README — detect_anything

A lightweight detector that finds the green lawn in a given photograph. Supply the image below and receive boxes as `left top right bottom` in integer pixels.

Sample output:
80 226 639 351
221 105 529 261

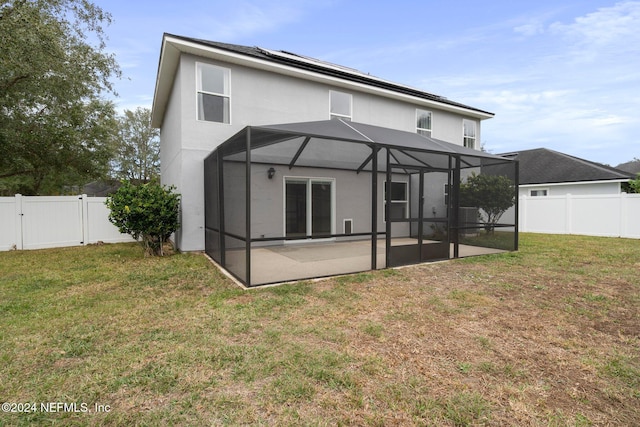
0 234 638 426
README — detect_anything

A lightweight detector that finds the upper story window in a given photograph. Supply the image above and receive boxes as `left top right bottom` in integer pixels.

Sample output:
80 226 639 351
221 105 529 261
197 63 230 124
330 90 352 120
416 109 432 137
463 119 476 149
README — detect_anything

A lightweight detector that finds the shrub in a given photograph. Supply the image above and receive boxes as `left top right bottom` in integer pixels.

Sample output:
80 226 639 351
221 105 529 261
106 181 180 256
627 173 640 193
459 173 515 233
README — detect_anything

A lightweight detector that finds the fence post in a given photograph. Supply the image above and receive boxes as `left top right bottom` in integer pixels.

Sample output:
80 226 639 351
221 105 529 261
81 194 89 245
14 194 23 250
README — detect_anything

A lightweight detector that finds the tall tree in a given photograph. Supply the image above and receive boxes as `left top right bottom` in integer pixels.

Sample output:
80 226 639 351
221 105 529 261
111 108 160 184
0 0 120 195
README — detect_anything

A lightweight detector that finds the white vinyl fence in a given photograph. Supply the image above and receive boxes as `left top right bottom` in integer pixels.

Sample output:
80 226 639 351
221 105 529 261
519 193 640 239
0 194 134 251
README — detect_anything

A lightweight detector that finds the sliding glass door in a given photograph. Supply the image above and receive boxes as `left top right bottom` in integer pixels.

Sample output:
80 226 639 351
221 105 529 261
285 181 307 238
285 178 334 239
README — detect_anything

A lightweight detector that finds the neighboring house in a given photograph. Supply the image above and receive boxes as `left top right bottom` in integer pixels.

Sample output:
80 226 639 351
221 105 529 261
616 159 640 176
502 148 634 197
151 33 518 286
500 148 638 239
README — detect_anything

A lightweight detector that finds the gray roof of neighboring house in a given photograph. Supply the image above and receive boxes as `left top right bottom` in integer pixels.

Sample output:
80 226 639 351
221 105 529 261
161 33 494 117
615 159 640 175
80 180 121 197
501 148 634 185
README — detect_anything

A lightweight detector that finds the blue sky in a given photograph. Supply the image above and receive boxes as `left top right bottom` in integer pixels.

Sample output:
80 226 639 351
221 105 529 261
94 0 640 167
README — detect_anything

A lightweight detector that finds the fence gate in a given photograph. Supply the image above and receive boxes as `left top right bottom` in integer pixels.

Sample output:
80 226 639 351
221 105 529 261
20 196 85 250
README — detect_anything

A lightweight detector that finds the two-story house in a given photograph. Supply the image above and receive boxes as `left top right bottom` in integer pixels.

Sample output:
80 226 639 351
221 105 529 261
151 33 518 287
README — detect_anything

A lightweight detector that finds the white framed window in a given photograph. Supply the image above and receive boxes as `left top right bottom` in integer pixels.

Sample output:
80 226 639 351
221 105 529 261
384 181 408 220
530 189 548 197
330 90 352 120
463 119 476 149
196 63 230 123
416 109 432 136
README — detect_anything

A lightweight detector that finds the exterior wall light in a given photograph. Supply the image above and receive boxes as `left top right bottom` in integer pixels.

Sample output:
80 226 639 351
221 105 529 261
268 167 276 179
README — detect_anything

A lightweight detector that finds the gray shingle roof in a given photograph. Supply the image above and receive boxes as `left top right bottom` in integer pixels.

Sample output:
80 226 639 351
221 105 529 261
501 148 634 185
164 33 494 117
615 159 640 175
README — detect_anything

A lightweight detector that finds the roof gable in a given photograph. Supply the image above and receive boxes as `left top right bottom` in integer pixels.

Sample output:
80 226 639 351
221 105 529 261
503 148 634 185
151 33 494 127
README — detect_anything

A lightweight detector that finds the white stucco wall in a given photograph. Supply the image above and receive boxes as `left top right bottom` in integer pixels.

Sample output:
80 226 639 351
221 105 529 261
219 162 411 242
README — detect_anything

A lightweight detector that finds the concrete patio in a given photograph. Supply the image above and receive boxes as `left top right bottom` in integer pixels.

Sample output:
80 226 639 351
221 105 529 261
222 238 506 286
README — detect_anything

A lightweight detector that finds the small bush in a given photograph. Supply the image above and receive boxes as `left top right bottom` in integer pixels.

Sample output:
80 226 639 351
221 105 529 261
625 173 640 193
106 181 180 256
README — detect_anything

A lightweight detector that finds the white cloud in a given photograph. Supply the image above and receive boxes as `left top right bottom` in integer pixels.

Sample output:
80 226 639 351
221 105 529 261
550 1 640 43
188 0 331 41
480 89 573 113
549 1 640 61
481 94 636 163
513 22 544 37
205 4 299 39
592 115 627 126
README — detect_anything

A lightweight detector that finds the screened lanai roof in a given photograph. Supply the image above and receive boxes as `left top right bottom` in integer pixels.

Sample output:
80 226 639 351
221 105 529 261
218 119 513 171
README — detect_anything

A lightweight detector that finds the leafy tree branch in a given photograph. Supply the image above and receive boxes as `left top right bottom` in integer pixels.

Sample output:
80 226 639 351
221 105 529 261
0 0 120 195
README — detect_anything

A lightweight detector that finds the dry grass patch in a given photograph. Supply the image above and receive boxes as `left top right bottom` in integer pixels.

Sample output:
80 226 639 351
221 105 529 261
0 233 638 425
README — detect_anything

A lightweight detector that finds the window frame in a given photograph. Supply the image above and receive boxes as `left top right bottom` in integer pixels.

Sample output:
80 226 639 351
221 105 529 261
329 90 352 121
196 62 231 124
384 181 409 220
416 109 432 137
463 119 476 149
529 189 549 197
